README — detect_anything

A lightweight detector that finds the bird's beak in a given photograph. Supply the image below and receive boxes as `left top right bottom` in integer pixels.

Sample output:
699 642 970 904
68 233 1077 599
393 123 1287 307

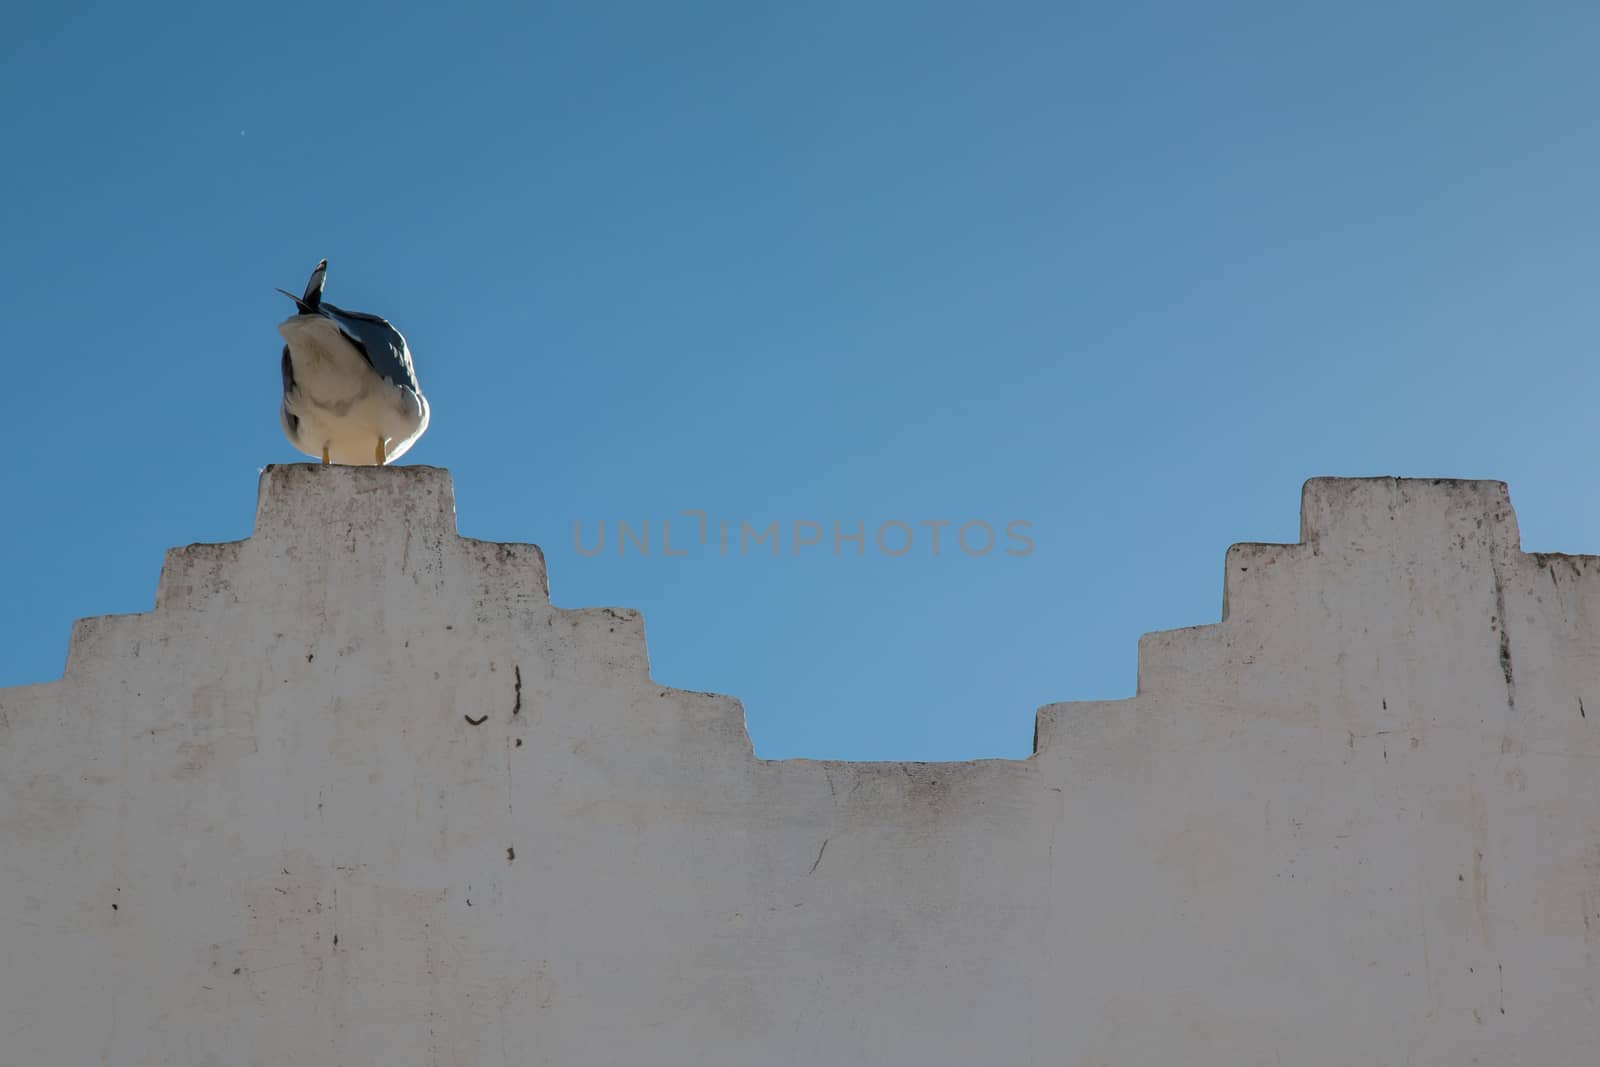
276 287 316 315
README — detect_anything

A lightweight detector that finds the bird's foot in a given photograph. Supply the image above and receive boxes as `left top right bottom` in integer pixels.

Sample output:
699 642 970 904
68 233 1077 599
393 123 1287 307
374 439 386 466
321 445 330 466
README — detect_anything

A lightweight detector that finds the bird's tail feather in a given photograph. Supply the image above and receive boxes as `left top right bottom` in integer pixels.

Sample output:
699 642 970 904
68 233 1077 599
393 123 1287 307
276 258 328 315
275 288 315 314
301 259 327 310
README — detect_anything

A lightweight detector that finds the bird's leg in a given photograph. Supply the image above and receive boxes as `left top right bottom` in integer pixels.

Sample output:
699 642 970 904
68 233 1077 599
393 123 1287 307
321 445 330 466
374 439 386 466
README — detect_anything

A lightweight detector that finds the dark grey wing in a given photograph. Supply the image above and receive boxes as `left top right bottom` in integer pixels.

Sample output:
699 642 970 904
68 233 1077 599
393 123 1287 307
319 301 421 393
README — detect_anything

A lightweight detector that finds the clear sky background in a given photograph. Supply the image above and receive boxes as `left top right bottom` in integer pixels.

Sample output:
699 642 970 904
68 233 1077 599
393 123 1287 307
3 1 1598 760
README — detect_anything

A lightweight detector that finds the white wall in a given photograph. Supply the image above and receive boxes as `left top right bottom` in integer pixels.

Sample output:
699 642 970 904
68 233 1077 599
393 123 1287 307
2 467 1597 1065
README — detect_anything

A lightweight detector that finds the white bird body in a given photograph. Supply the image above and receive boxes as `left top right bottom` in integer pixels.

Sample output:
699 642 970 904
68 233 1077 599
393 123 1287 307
275 260 430 466
279 315 429 465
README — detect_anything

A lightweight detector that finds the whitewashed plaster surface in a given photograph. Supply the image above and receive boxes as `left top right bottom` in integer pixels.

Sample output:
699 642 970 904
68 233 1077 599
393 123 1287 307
2 466 1598 1065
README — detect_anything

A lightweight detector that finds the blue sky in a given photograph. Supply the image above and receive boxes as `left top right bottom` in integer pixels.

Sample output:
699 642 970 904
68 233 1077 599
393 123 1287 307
3 1 1598 760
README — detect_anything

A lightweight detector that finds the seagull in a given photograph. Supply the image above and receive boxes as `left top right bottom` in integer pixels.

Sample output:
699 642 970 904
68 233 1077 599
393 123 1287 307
277 259 429 466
